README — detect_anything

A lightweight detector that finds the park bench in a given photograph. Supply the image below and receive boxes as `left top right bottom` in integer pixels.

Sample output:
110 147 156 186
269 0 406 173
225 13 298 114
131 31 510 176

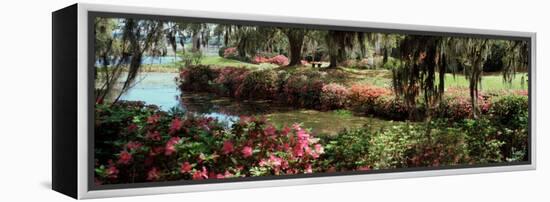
311 61 322 68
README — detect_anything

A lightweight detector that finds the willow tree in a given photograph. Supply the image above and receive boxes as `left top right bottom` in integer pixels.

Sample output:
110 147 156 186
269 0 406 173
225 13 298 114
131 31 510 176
110 19 165 104
392 35 447 120
367 33 401 65
393 35 528 120
325 30 366 68
447 38 490 118
231 26 260 58
95 18 123 103
452 38 528 118
502 40 529 83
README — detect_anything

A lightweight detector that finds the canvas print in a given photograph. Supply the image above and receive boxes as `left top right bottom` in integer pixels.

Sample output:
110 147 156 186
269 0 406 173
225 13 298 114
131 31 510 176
93 16 530 186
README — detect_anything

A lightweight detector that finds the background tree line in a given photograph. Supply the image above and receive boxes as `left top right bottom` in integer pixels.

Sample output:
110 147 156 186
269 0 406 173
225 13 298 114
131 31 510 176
94 17 529 120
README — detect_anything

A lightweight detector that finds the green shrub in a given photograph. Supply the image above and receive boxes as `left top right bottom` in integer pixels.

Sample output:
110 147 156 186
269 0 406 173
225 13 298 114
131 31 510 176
372 96 409 121
320 127 371 171
490 95 528 128
489 95 529 161
368 124 417 169
180 51 203 67
218 47 228 57
368 122 470 169
177 65 218 92
460 119 505 163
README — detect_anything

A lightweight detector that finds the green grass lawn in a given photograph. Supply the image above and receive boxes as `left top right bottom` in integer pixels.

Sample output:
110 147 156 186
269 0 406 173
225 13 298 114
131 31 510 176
199 56 278 69
326 67 527 91
443 73 528 90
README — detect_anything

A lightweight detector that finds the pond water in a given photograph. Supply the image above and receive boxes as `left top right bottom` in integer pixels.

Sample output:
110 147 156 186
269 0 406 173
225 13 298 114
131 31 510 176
96 56 181 66
118 72 399 135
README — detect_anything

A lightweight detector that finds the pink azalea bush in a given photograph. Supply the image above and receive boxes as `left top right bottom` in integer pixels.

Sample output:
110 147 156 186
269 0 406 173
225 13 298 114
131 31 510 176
320 83 349 110
177 66 526 122
212 67 250 97
268 55 289 66
435 88 492 120
348 83 392 114
252 56 270 64
223 47 238 59
237 70 279 99
282 73 325 108
250 54 290 66
94 102 325 185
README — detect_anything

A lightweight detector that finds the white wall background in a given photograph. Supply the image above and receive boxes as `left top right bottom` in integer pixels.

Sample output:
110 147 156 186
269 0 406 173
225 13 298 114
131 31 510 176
0 0 547 201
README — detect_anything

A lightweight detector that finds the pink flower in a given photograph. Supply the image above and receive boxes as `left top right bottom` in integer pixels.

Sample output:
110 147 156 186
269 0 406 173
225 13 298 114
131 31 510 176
281 126 291 136
165 137 181 156
117 151 132 165
241 146 253 158
170 118 182 133
305 164 313 173
293 144 304 157
180 162 193 173
147 167 160 181
149 146 164 156
106 165 119 179
223 170 233 178
146 131 161 141
126 141 142 150
223 141 234 154
147 114 160 124
264 125 276 136
192 167 208 180
269 155 282 167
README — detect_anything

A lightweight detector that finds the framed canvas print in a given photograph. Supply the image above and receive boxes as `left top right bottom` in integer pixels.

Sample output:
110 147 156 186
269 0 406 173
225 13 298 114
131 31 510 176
52 3 536 199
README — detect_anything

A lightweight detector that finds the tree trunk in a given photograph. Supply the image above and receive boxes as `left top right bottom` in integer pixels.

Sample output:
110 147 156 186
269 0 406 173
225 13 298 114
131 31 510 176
192 31 200 51
328 53 338 68
285 29 306 66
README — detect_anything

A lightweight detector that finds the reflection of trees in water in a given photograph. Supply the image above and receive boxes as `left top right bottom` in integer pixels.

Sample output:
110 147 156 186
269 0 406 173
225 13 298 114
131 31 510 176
178 92 300 117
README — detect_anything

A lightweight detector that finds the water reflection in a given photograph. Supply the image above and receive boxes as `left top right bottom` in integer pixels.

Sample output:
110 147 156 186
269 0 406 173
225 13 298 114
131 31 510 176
117 72 397 135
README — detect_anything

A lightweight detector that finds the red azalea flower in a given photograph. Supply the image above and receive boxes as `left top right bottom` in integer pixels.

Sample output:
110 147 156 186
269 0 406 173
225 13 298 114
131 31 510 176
170 118 182 133
241 146 253 158
180 162 193 173
146 131 161 141
106 165 119 179
127 123 138 133
281 126 291 136
222 141 234 154
117 151 132 165
264 125 276 136
192 167 208 180
292 144 304 157
165 137 181 156
149 146 164 156
147 114 160 124
126 141 142 150
147 167 160 181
